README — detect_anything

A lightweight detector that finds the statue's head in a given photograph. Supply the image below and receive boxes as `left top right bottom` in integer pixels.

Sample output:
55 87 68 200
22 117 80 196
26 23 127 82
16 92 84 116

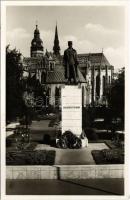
68 41 73 48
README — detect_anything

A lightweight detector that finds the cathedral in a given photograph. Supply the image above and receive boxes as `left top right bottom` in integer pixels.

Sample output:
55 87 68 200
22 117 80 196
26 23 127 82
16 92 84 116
22 24 114 107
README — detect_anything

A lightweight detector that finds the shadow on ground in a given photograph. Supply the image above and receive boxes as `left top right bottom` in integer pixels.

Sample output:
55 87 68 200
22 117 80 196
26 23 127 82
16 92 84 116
6 178 124 195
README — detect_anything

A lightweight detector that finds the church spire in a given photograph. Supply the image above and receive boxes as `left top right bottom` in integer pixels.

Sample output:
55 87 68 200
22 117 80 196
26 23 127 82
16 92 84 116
53 23 60 56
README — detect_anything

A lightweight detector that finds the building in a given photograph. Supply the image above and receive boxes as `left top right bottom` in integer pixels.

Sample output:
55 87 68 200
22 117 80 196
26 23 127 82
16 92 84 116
22 24 114 108
78 53 114 105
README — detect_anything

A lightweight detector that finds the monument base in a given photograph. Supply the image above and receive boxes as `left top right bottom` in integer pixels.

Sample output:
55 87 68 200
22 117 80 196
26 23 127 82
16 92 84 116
61 85 82 136
55 85 88 149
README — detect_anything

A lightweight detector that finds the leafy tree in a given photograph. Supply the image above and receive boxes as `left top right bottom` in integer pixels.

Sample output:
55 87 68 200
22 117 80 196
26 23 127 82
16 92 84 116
6 45 24 121
107 67 125 122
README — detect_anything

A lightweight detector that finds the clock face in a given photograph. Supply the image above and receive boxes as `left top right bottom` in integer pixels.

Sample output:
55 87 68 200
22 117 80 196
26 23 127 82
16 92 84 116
33 42 36 45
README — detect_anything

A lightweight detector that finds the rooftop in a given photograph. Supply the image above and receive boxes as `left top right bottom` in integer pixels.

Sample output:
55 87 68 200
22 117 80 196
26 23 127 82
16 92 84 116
78 53 111 66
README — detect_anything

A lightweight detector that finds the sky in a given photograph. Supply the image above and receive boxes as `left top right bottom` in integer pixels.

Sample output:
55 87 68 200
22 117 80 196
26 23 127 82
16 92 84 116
6 6 126 70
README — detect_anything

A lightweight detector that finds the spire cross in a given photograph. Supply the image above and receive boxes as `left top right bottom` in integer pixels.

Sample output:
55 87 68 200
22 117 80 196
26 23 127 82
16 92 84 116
36 20 38 28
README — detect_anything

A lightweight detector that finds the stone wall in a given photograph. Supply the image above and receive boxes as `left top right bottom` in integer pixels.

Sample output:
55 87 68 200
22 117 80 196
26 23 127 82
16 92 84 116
6 164 124 179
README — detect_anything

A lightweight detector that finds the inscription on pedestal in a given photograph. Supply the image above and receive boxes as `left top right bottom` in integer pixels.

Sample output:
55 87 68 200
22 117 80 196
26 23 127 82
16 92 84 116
61 86 82 136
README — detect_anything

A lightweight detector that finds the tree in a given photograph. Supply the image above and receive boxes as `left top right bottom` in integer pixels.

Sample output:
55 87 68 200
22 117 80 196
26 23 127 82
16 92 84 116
107 67 125 122
6 46 24 121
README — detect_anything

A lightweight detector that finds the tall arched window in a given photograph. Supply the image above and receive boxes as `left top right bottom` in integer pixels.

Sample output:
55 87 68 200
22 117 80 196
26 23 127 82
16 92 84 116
46 87 50 106
103 76 106 95
41 71 46 83
82 86 84 106
109 75 111 84
55 87 60 107
96 74 100 97
49 62 54 71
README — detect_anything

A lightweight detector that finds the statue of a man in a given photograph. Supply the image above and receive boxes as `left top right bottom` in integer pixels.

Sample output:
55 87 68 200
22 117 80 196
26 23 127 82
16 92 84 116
63 41 79 84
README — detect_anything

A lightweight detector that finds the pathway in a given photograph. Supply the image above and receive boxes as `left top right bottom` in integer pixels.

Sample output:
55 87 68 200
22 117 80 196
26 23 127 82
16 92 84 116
35 143 109 165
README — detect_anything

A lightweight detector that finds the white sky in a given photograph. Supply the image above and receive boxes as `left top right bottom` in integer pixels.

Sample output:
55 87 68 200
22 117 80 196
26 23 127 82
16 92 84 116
6 6 125 69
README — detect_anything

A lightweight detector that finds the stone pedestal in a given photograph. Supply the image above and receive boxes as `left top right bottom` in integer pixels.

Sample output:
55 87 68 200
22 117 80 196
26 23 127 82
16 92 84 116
61 85 82 136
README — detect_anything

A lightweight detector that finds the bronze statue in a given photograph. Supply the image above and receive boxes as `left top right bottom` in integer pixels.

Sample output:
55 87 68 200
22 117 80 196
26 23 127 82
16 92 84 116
63 41 79 84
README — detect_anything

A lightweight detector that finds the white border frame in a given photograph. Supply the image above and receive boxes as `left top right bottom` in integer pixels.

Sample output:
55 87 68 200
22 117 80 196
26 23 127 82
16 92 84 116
1 1 130 200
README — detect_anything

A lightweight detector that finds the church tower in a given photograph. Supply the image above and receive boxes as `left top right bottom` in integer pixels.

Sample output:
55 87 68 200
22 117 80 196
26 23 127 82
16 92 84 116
31 24 44 57
53 23 60 57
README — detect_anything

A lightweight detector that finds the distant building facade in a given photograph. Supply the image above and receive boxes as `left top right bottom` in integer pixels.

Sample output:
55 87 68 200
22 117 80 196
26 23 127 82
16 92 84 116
78 53 114 105
22 24 114 107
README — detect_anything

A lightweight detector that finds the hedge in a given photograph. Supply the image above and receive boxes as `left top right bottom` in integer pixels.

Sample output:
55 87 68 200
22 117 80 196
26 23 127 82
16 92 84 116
6 150 56 165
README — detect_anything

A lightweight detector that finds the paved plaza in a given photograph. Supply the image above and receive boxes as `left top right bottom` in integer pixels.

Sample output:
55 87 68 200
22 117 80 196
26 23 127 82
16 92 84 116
6 120 124 196
30 120 109 165
7 120 110 165
35 143 109 165
6 178 124 195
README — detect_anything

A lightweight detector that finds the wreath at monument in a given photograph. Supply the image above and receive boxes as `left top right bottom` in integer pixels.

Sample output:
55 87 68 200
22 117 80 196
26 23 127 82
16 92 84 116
56 130 82 149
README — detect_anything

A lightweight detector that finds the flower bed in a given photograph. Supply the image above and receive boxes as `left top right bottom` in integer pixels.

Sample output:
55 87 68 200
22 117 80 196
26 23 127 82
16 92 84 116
6 150 56 165
91 148 124 164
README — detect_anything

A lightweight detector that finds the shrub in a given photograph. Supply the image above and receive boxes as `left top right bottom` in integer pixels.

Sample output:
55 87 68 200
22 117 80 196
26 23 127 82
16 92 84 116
6 138 12 147
84 128 98 141
101 148 124 163
43 134 51 144
6 150 56 165
92 148 124 164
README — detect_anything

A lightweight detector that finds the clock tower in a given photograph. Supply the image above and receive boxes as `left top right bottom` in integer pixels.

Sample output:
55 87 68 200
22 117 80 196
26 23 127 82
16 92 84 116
30 24 44 57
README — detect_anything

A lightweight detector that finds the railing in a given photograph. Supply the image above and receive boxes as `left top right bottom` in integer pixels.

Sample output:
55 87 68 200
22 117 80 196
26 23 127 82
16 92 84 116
24 94 108 110
24 95 61 108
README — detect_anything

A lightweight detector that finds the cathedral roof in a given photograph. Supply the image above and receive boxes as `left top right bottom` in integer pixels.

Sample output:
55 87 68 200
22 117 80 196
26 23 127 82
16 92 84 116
78 53 111 67
23 52 113 83
44 65 86 84
23 57 45 71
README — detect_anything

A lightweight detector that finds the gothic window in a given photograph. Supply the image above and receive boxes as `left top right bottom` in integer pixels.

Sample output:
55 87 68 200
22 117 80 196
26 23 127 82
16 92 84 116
55 87 60 107
103 76 106 95
109 75 111 84
59 86 61 96
46 87 51 106
49 62 54 71
96 74 100 97
82 86 84 106
41 72 46 83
